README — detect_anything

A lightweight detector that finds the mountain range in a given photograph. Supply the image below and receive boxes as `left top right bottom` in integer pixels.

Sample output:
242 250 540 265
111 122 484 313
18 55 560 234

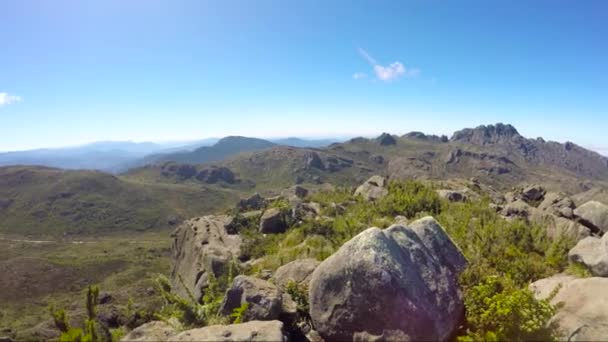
1 123 607 237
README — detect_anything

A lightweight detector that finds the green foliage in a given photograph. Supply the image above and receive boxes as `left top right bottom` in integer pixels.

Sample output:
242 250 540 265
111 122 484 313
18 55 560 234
109 327 126 342
268 197 290 211
229 303 249 324
377 180 441 218
566 262 593 278
50 285 103 342
460 275 558 341
285 281 309 316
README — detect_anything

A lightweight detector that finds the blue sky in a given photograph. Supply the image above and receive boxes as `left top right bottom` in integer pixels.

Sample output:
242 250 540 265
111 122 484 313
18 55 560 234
1 0 607 153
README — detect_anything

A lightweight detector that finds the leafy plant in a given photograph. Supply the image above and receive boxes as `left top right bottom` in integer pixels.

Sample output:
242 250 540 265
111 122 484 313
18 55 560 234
229 303 249 324
50 285 103 342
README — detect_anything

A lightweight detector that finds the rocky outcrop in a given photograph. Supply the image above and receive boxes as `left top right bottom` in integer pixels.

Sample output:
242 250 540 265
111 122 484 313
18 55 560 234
354 175 388 201
219 276 282 322
521 184 546 202
280 186 308 204
170 215 242 302
530 274 608 341
121 320 178 341
259 208 288 234
308 217 467 341
271 258 320 289
305 151 325 170
376 133 397 146
574 201 608 233
568 233 608 277
195 166 235 184
538 192 576 219
238 193 266 211
170 321 285 342
450 123 521 145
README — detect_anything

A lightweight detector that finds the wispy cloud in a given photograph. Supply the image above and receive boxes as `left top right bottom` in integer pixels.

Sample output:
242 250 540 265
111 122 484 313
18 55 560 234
355 48 420 82
0 93 22 106
352 72 367 80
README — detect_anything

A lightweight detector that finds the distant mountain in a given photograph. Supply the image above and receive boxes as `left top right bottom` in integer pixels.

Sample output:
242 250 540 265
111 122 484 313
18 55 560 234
0 139 219 173
142 136 277 165
270 137 341 148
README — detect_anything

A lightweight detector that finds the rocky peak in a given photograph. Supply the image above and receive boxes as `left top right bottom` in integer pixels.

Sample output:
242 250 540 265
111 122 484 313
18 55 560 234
450 123 521 145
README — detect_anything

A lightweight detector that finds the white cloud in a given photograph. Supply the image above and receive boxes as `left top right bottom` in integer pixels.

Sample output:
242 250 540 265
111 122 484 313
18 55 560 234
353 72 367 80
0 93 22 106
357 48 420 82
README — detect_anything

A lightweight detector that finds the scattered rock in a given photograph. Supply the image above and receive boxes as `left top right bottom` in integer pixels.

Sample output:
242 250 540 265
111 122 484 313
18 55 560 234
98 292 113 305
120 320 178 341
271 258 320 289
259 208 287 234
309 217 467 341
568 233 608 277
521 184 546 203
574 201 608 233
171 215 242 302
354 175 388 201
376 133 397 146
530 274 608 341
171 320 285 342
238 193 267 211
219 276 282 321
436 189 467 202
501 199 532 218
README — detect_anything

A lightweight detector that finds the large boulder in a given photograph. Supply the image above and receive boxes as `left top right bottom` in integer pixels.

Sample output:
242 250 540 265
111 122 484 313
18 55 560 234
309 217 467 341
501 199 532 218
376 133 397 146
521 184 546 203
280 186 309 205
574 201 608 233
538 192 576 218
354 175 388 201
238 193 267 211
259 208 288 234
529 210 590 241
171 321 285 342
568 233 608 277
121 320 178 341
219 276 283 322
271 258 320 289
170 215 242 302
530 275 608 341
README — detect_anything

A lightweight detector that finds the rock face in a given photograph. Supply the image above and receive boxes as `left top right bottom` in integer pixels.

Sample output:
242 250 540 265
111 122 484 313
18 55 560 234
171 321 285 342
521 184 546 202
271 258 320 288
309 217 467 341
121 320 178 342
574 201 608 233
238 193 267 211
568 233 608 277
219 276 282 322
376 133 397 146
195 166 236 184
354 175 388 201
171 215 242 302
259 208 287 234
530 275 608 341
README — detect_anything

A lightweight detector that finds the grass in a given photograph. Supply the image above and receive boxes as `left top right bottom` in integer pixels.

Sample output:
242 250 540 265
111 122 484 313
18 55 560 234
0 232 171 340
0 166 238 237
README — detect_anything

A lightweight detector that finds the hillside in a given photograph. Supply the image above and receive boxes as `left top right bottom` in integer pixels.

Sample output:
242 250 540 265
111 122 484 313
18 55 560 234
0 166 238 236
141 136 277 165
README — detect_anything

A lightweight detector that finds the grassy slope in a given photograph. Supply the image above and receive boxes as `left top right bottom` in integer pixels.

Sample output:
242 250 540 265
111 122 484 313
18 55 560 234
0 232 171 339
0 166 238 237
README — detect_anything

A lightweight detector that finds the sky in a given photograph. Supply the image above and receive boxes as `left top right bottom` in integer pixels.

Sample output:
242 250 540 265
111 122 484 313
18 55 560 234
1 0 607 153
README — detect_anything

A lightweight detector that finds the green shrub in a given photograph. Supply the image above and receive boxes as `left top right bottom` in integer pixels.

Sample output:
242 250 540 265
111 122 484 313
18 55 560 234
229 303 249 324
460 275 558 341
50 285 104 342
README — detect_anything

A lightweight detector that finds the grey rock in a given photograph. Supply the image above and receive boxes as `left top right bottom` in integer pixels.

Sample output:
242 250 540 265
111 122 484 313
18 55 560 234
437 189 467 202
170 215 242 302
281 185 308 204
121 320 178 341
376 133 397 146
309 217 467 341
305 152 325 170
568 233 608 277
259 208 287 234
530 275 608 341
501 199 532 218
238 193 267 211
271 258 320 289
574 201 608 233
522 184 546 202
354 175 388 201
170 320 285 342
219 276 282 322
